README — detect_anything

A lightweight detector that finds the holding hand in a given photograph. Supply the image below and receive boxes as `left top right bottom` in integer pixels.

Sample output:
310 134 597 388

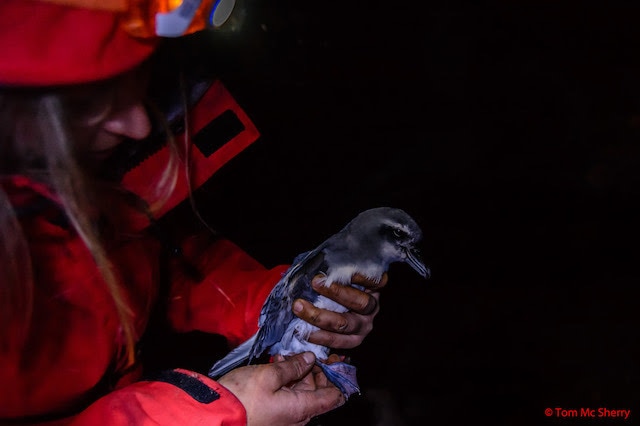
217 352 345 426
292 272 388 349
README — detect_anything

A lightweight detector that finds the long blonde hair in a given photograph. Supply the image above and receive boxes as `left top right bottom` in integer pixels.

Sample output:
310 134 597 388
0 69 181 368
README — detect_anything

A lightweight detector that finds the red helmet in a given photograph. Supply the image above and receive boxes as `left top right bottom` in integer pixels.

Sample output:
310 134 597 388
0 0 236 86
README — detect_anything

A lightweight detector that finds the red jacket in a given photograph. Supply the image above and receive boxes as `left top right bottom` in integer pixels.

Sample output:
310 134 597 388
0 82 288 425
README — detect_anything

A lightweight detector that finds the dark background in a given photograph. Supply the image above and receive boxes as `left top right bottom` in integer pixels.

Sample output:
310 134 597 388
159 2 640 425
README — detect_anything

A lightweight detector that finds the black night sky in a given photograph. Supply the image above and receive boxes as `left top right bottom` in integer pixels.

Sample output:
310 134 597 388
152 2 640 425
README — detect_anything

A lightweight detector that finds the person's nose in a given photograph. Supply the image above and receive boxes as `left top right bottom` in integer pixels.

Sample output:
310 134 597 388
102 102 152 140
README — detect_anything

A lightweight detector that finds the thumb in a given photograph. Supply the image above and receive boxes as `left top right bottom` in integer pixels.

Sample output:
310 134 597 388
269 352 316 387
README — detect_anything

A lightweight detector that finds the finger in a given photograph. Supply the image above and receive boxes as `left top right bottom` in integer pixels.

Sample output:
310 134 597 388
314 368 328 388
326 353 344 364
272 354 302 389
310 277 381 315
290 369 318 391
293 298 352 333
350 272 389 290
313 364 331 388
267 352 316 388
307 328 365 348
286 386 346 423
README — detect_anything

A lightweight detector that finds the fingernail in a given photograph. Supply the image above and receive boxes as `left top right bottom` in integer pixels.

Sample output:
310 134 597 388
311 276 326 288
293 300 303 313
302 352 315 364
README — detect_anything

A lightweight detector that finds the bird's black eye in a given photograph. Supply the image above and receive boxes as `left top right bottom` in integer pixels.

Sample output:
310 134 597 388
380 224 409 241
392 227 407 239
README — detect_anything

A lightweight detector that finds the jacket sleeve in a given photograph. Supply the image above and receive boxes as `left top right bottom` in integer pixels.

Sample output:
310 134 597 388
70 369 246 425
68 238 287 425
168 235 290 347
65 235 276 426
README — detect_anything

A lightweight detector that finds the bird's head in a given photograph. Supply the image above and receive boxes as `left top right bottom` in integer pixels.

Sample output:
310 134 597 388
351 207 431 279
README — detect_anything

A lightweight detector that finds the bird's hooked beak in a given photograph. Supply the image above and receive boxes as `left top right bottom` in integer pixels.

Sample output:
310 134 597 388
406 247 431 279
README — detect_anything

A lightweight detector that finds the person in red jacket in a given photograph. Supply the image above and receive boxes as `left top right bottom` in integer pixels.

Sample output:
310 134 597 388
0 1 390 425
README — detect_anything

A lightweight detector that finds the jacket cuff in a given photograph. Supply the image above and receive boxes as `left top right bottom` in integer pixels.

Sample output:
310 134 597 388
153 368 245 410
72 368 247 425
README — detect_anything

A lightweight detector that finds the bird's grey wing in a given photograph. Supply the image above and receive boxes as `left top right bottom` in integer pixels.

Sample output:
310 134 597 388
249 247 327 362
208 249 326 376
208 334 257 379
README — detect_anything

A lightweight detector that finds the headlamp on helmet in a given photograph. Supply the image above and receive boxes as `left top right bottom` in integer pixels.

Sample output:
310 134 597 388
43 0 240 38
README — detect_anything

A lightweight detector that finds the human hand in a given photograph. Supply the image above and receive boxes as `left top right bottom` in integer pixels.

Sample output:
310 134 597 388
292 272 388 349
217 352 345 426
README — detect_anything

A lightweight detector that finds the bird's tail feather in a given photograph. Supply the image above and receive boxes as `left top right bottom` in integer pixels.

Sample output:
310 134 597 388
208 334 257 379
316 360 361 399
